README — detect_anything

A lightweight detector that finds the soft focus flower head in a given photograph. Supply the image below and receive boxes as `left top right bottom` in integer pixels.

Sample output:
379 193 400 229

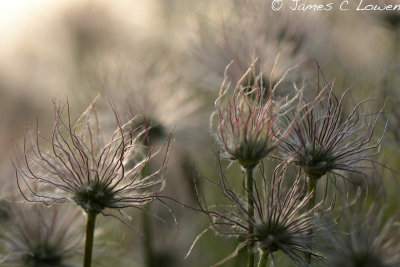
381 12 400 31
0 203 83 267
12 96 171 216
191 0 313 86
98 54 203 151
323 199 400 267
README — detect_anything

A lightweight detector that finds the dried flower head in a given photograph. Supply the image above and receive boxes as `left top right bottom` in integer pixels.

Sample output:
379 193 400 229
193 163 323 266
279 67 385 181
0 203 83 267
98 54 203 150
211 60 300 169
12 96 171 216
323 200 400 267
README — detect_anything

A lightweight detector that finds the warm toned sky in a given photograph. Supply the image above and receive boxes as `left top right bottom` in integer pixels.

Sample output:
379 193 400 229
0 0 154 58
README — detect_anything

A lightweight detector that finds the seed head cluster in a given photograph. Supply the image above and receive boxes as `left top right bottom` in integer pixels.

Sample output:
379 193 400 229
195 62 390 266
8 58 393 267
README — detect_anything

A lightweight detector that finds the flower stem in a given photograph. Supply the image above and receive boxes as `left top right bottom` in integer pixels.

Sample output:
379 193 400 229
245 167 255 267
141 161 155 267
258 251 268 267
84 212 97 267
143 207 155 267
306 176 317 264
307 176 317 210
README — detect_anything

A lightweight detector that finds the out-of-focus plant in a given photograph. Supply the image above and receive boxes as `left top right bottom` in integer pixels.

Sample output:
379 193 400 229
191 0 312 87
322 198 400 267
380 71 400 151
100 56 203 152
0 203 83 267
12 96 171 267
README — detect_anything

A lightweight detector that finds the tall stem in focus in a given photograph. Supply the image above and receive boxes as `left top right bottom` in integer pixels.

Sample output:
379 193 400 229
307 176 317 212
258 251 268 267
84 212 97 267
245 167 255 267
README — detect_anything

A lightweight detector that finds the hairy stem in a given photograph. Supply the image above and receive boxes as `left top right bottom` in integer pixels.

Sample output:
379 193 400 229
84 212 97 267
306 176 317 264
258 251 268 267
246 167 255 267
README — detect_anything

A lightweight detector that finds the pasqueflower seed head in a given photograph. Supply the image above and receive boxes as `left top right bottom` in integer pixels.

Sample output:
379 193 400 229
12 96 171 216
279 67 385 181
211 61 300 169
195 163 322 266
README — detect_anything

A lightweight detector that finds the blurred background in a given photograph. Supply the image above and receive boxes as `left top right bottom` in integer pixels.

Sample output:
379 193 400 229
0 0 399 266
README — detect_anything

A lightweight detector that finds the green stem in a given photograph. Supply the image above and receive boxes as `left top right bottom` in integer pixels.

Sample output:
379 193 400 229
83 212 97 267
306 176 317 265
258 251 268 267
143 208 155 267
141 158 155 267
307 176 317 210
245 167 255 267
